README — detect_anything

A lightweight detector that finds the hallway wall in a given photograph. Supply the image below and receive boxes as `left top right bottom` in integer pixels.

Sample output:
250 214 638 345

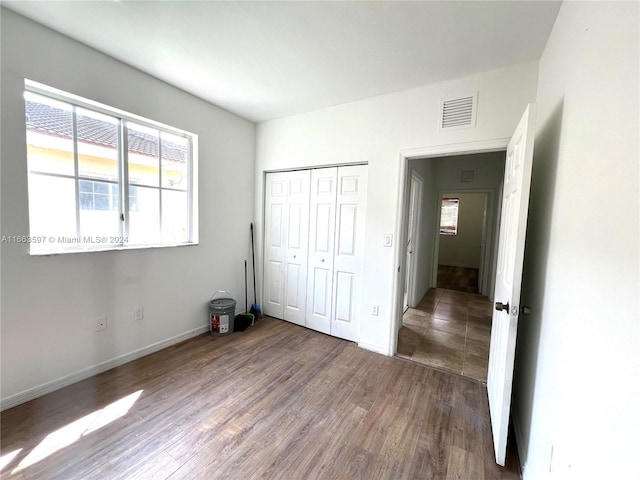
438 193 486 269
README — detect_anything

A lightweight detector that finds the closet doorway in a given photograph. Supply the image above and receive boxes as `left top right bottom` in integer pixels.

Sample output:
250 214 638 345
263 165 368 342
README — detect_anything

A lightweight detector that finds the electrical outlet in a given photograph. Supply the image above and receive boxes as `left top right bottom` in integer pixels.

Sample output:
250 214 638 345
372 305 379 316
134 307 144 321
96 316 107 331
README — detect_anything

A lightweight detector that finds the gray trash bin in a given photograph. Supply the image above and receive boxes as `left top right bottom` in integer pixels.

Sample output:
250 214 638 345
209 291 236 336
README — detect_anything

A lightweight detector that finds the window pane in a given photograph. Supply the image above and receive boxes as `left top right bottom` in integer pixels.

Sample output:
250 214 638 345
128 123 159 187
28 174 77 248
77 108 119 180
162 190 188 242
25 93 75 176
129 186 159 244
79 181 120 243
440 198 459 235
161 132 188 189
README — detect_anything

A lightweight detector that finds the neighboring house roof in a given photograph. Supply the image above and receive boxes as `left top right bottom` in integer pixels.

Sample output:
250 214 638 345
25 100 187 163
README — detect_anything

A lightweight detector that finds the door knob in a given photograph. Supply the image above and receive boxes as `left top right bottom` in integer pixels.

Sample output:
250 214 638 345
495 302 509 312
321 259 325 262
293 254 296 259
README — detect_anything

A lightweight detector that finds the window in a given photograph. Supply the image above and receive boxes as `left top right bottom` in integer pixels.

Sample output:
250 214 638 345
24 80 197 254
440 198 459 235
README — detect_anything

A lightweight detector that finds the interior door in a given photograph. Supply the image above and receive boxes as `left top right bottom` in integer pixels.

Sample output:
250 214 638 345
404 177 416 311
263 172 287 319
263 170 310 325
283 170 310 326
404 172 422 311
306 167 337 334
487 104 536 466
331 165 367 342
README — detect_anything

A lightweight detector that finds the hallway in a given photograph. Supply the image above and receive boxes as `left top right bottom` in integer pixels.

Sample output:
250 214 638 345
397 287 492 382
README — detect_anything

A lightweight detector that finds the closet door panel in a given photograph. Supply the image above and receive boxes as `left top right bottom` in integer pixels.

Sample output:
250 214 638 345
282 170 310 326
263 174 287 318
332 166 368 342
306 168 337 334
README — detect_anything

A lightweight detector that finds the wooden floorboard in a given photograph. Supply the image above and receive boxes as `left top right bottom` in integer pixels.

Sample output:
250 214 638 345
0 317 520 479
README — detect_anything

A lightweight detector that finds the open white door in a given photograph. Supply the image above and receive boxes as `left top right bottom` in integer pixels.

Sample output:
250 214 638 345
487 104 536 466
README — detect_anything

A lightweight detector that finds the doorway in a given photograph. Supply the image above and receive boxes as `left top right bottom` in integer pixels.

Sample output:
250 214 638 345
436 192 489 295
393 148 506 382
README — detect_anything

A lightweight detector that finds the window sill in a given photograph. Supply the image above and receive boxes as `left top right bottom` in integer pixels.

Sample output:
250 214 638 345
29 241 199 256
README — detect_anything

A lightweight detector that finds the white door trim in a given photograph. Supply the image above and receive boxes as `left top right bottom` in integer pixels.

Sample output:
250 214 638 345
390 138 510 356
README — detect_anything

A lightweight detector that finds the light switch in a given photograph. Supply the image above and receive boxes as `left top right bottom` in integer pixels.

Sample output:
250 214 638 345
383 234 393 247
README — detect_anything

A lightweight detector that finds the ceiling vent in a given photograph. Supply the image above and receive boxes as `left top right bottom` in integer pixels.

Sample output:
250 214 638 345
460 170 475 183
439 93 478 130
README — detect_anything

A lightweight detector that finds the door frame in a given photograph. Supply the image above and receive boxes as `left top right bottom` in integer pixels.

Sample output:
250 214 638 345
390 138 509 356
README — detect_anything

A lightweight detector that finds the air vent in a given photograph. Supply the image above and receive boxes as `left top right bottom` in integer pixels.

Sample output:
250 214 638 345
460 170 475 183
439 93 478 130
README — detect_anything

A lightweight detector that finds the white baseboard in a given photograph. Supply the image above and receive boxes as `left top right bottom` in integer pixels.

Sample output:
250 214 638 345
1 325 209 411
358 341 390 356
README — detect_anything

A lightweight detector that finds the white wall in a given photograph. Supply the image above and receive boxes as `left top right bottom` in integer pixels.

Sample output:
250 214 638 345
513 2 639 479
438 193 486 269
257 61 538 354
0 10 256 408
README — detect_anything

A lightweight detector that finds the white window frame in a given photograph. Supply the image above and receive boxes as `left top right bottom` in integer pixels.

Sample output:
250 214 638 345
25 79 199 254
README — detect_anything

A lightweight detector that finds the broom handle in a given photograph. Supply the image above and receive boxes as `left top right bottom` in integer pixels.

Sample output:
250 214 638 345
251 223 257 305
245 260 248 313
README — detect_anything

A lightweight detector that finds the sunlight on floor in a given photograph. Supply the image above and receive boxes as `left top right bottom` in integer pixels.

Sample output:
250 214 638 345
0 449 22 472
11 389 143 474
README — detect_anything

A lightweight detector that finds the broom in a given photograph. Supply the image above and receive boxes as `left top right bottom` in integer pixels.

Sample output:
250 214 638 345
234 260 254 331
250 223 262 319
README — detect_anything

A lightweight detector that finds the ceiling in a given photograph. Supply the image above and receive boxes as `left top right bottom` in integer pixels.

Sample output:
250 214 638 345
3 1 561 123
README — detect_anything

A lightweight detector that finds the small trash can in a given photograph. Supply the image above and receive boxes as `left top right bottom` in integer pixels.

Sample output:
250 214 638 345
209 291 236 336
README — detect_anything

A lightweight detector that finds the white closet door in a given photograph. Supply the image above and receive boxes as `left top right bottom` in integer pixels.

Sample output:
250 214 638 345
331 165 368 342
306 168 337 334
264 170 310 324
263 172 287 319
283 170 310 326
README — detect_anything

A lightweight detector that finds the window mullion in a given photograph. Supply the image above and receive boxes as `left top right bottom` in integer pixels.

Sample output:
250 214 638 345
72 105 81 240
187 137 193 242
158 131 163 239
121 120 129 244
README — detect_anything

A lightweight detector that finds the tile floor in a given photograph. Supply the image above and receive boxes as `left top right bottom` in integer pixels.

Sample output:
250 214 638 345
397 287 493 382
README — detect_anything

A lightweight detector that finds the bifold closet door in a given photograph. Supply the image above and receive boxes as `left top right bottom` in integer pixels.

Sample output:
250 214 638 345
306 168 338 334
263 170 310 325
331 165 368 342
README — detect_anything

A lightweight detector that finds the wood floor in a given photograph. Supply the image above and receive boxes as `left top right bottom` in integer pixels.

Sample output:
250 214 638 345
0 318 519 480
437 265 480 294
398 288 492 383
